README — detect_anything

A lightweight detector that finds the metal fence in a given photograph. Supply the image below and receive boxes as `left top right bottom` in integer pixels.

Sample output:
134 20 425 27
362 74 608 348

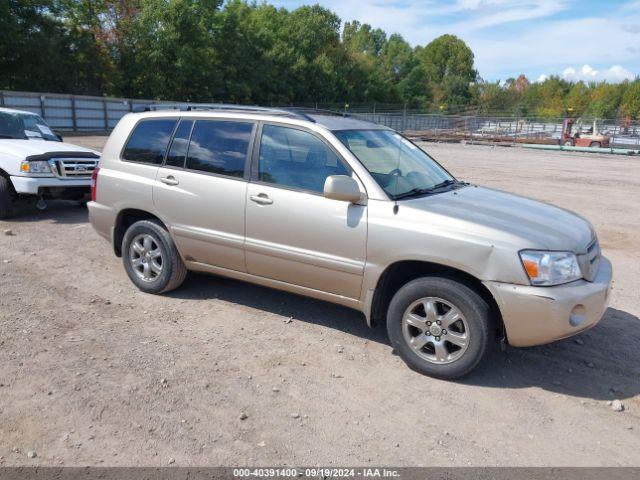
0 90 157 132
3 90 640 147
348 111 640 148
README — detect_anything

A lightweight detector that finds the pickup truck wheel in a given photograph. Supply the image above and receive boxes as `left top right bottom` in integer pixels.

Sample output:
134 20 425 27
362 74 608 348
387 277 493 379
0 176 13 220
122 219 187 294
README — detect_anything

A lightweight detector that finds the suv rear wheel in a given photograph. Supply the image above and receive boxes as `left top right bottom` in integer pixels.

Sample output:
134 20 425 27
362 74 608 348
387 277 493 379
122 219 187 294
0 176 13 220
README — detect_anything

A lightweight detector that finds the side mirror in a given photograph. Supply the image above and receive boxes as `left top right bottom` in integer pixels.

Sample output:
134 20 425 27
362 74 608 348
324 175 364 203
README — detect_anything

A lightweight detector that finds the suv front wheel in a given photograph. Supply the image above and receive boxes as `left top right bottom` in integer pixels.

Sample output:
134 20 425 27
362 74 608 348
122 219 187 294
387 277 494 379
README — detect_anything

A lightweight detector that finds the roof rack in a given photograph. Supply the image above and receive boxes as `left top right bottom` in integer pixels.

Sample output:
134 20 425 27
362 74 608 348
293 107 351 118
136 103 316 122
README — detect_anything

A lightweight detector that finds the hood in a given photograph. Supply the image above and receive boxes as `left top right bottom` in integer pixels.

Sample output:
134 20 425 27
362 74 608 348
402 185 594 253
0 139 99 160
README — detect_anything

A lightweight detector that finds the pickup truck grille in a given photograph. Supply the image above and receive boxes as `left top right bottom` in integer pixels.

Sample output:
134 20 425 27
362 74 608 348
48 158 98 179
581 238 601 282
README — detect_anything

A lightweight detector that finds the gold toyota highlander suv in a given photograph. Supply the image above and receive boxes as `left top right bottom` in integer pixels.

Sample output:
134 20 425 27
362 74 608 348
88 105 612 379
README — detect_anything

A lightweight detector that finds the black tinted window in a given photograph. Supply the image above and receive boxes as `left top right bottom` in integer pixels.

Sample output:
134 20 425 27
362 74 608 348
186 120 253 177
165 120 193 168
123 119 177 164
259 125 349 193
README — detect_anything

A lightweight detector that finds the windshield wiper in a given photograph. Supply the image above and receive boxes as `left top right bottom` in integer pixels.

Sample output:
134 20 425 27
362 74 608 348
392 179 459 200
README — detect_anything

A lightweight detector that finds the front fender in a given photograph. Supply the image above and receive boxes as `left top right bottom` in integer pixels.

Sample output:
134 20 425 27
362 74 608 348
0 153 23 176
359 199 531 321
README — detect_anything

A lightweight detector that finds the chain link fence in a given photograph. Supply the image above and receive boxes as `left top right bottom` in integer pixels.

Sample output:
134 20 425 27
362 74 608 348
346 111 640 148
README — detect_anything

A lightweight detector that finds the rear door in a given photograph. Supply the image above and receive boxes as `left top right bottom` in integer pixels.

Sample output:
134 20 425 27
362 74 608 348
244 123 367 299
106 118 178 218
153 118 256 272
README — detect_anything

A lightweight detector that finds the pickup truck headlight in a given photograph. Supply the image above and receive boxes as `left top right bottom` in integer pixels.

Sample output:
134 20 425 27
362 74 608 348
519 250 582 286
20 160 53 175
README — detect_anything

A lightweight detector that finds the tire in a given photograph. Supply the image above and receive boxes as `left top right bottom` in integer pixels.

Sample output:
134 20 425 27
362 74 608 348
563 140 574 147
122 219 187 294
386 277 494 379
590 142 601 148
0 176 14 220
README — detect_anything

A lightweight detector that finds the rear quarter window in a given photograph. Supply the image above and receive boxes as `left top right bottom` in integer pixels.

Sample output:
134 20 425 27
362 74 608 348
122 119 178 164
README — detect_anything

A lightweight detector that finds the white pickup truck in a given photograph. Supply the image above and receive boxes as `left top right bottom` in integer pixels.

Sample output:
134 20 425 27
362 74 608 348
0 107 100 218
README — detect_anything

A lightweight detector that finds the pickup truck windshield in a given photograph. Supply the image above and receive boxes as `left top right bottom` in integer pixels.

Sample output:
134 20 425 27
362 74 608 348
334 129 457 199
0 111 60 141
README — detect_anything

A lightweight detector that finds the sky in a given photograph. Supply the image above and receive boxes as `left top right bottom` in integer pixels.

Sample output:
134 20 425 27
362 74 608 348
270 0 640 83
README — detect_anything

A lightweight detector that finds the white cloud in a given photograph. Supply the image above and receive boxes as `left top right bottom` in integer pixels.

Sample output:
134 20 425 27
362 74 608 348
534 64 635 83
456 0 508 9
451 0 568 31
557 64 636 82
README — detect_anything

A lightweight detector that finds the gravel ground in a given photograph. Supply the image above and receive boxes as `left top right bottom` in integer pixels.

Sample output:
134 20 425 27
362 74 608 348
0 137 638 467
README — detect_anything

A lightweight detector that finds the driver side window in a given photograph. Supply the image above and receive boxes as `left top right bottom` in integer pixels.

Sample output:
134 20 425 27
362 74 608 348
258 125 349 194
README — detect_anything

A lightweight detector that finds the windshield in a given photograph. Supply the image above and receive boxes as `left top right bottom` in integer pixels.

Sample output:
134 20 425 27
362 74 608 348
334 129 456 199
0 111 60 141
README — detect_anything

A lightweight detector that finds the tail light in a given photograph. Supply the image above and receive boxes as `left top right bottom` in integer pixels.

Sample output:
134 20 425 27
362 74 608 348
90 166 100 202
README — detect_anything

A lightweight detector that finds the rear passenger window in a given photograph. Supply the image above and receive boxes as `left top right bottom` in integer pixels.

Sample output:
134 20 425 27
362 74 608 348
122 119 177 164
165 120 193 168
186 120 253 178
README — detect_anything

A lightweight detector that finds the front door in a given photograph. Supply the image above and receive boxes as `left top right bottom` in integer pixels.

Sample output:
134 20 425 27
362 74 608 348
245 124 367 299
153 118 255 272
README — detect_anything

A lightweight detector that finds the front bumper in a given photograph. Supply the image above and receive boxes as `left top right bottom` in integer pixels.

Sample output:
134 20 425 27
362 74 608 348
10 175 91 195
484 256 612 347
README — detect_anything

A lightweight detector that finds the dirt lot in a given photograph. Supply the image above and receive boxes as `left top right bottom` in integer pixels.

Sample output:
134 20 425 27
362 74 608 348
1 138 639 467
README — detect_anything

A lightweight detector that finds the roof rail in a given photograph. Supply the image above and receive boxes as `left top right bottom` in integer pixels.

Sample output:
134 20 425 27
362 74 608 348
137 103 316 122
292 107 351 118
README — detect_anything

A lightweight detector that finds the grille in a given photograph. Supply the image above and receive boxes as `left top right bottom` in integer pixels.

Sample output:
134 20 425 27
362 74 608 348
48 158 98 179
581 238 601 282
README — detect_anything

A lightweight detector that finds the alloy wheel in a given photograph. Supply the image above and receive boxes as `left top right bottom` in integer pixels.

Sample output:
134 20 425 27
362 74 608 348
401 296 470 364
129 233 163 282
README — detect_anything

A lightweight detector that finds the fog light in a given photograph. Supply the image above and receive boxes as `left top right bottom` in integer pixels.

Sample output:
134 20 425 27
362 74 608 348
569 304 586 327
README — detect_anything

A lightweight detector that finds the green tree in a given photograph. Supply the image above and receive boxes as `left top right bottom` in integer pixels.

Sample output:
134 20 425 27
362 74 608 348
585 82 623 119
0 0 106 94
343 21 386 57
565 81 590 117
620 80 640 119
417 34 477 110
380 34 416 83
120 0 221 100
474 81 511 114
523 76 570 119
398 65 432 107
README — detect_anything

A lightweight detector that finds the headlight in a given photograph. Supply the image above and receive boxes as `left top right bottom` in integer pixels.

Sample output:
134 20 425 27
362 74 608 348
519 250 582 286
20 160 53 175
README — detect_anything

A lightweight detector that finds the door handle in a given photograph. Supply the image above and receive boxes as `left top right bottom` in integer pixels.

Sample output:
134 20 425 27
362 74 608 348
250 193 273 205
160 175 179 186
